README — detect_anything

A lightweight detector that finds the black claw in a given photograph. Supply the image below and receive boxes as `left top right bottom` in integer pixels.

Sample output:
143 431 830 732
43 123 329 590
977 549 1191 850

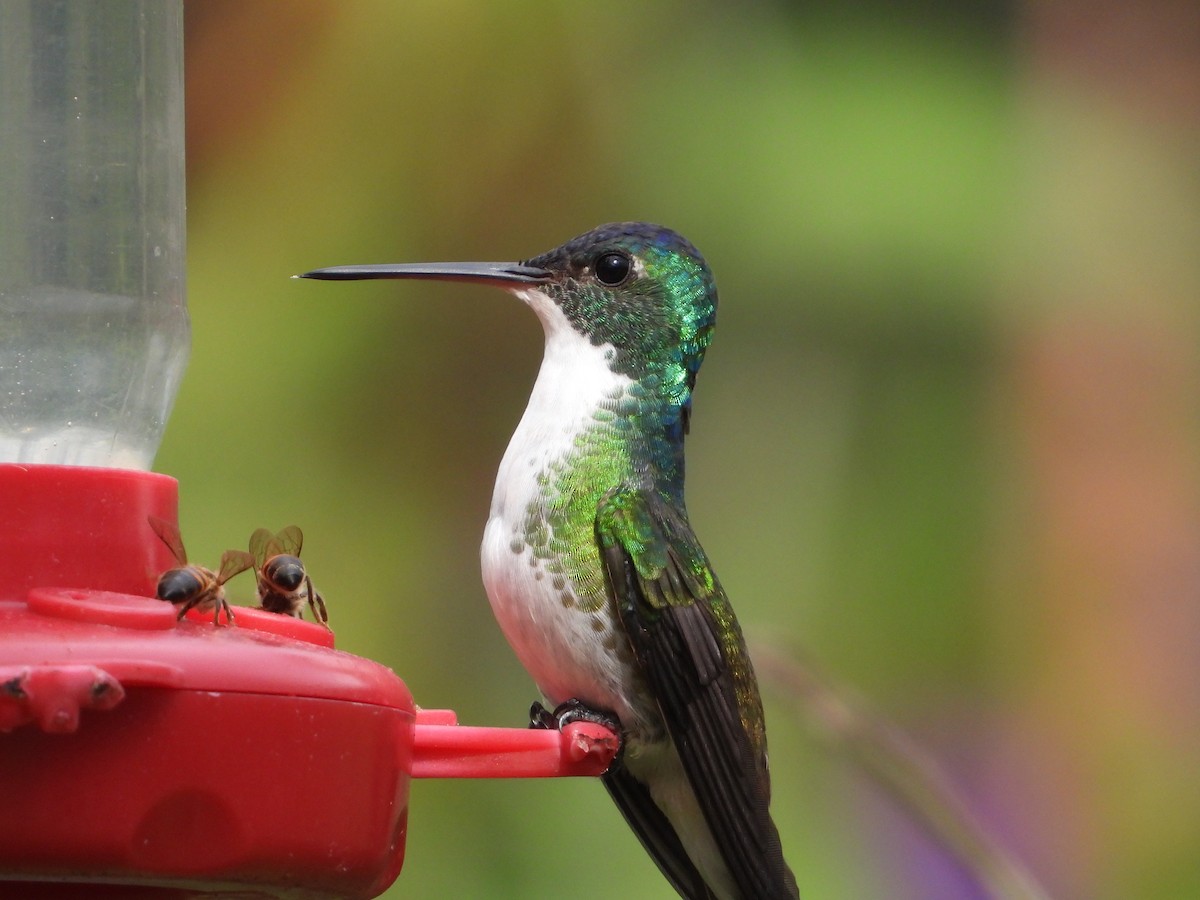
529 700 557 730
530 698 621 731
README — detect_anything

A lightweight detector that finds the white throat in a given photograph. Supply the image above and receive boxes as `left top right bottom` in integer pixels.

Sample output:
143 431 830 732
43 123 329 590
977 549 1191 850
487 288 632 519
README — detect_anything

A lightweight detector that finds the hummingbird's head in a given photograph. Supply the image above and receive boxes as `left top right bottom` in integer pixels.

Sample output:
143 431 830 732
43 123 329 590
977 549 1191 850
519 223 717 395
301 222 718 425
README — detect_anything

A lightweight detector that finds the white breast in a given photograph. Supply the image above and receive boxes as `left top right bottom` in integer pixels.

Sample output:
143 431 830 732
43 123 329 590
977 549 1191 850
479 289 655 731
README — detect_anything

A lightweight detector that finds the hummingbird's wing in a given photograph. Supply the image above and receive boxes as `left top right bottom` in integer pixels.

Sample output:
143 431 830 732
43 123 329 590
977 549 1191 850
596 487 798 900
603 763 718 900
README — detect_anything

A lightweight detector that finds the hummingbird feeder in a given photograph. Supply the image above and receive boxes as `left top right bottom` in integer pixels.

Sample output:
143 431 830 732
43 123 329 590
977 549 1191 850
0 4 617 898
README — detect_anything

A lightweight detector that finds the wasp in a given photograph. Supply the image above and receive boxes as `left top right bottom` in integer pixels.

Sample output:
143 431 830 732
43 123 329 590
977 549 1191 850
249 526 329 627
148 516 254 625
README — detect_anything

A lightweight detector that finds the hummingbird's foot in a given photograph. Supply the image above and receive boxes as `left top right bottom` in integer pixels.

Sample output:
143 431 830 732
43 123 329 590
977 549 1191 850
530 698 620 731
529 699 625 766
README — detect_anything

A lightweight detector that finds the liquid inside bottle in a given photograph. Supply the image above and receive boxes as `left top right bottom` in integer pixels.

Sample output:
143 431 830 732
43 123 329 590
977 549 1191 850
0 1 188 469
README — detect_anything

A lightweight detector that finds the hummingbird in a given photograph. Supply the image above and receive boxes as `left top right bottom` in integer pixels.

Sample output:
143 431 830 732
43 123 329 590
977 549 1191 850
302 223 799 899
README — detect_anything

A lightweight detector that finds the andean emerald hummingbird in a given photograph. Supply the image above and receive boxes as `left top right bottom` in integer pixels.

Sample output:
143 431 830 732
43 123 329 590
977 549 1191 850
302 222 798 899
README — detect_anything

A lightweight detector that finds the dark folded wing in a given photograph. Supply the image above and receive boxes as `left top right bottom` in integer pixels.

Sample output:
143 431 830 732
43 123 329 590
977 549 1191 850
596 487 799 900
603 764 717 900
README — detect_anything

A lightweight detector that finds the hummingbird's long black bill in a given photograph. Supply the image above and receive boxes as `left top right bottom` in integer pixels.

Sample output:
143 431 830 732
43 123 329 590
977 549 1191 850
298 261 551 286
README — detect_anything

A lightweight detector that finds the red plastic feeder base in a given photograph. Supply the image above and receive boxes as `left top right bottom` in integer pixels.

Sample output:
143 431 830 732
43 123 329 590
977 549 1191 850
0 465 618 898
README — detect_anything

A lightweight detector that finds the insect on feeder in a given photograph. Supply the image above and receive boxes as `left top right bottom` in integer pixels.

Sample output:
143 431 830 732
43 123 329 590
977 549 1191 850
0 4 618 898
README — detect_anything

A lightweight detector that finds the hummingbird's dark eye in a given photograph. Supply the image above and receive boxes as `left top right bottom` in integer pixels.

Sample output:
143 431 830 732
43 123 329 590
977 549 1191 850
594 252 631 286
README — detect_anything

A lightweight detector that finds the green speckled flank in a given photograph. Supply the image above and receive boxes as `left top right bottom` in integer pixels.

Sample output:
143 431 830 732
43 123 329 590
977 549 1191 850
520 415 634 612
517 360 709 614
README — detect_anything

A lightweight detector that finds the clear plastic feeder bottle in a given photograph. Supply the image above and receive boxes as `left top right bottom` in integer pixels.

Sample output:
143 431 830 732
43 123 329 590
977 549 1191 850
0 1 188 469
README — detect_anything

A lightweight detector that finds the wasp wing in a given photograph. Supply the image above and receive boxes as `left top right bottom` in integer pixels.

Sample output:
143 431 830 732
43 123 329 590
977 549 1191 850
250 526 304 566
217 549 255 584
274 525 304 557
148 515 188 565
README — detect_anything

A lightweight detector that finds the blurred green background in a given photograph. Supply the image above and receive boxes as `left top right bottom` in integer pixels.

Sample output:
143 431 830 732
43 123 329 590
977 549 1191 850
168 2 1199 897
